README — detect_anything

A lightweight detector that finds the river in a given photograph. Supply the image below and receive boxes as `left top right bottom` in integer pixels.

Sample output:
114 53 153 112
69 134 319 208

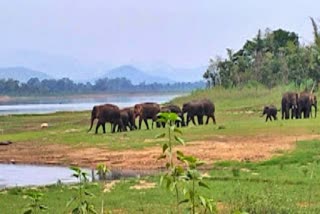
0 92 186 115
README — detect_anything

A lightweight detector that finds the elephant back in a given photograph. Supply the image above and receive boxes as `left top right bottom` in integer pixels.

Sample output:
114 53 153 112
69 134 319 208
135 102 160 119
200 99 215 115
182 100 204 116
99 104 121 123
298 93 311 105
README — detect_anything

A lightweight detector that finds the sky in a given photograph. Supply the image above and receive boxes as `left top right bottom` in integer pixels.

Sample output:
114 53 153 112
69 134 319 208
0 0 319 68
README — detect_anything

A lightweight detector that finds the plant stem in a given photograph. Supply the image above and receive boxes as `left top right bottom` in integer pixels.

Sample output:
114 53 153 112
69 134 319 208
192 179 195 214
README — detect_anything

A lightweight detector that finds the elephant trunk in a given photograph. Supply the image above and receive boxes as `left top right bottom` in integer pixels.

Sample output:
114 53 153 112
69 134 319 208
315 104 317 118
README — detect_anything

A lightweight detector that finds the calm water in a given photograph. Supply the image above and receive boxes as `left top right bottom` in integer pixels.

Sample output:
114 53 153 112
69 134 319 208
0 164 88 188
0 93 186 115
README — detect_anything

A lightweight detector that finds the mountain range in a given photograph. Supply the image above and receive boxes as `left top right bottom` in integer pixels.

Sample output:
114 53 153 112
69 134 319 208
0 50 206 84
0 67 52 82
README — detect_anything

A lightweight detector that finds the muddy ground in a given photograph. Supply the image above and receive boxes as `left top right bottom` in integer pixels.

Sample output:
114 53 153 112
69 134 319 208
0 134 319 171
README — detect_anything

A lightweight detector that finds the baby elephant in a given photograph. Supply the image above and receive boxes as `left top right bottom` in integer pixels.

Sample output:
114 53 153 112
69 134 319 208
261 105 277 122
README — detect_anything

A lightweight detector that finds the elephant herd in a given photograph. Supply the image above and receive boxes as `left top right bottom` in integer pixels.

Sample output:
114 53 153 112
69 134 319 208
88 99 216 134
281 91 317 120
262 91 317 122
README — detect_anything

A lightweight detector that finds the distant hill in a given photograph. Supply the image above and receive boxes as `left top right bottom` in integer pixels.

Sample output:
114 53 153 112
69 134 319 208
101 65 175 84
0 67 52 82
133 63 206 82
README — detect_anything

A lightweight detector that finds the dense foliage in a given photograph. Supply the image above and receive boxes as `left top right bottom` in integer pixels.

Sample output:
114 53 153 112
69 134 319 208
204 19 320 89
0 77 205 96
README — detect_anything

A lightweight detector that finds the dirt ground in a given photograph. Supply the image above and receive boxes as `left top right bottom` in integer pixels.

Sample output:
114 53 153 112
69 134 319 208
0 134 319 171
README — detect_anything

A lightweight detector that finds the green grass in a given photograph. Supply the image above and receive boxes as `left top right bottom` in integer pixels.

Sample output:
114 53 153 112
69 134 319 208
1 140 320 213
1 85 320 213
1 85 319 150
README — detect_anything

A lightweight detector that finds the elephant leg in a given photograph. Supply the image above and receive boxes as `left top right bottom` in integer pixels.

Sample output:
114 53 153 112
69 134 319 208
139 118 142 129
95 122 101 134
102 123 106 134
273 115 277 120
144 119 149 129
205 116 209 125
212 115 216 124
191 116 197 126
95 120 103 134
197 115 202 125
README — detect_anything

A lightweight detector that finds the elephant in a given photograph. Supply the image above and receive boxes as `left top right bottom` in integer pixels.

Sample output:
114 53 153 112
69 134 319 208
114 107 137 132
297 92 312 119
281 92 298 119
261 105 277 122
88 104 124 134
156 104 185 128
182 99 216 126
134 102 160 129
311 94 317 118
182 100 204 126
299 92 317 118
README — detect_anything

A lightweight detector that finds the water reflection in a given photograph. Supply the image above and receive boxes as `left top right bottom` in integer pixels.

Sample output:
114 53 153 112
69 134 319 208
0 93 185 115
0 164 87 188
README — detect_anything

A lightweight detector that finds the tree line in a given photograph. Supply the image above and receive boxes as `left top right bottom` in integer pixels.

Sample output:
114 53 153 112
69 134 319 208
0 77 204 96
203 18 320 90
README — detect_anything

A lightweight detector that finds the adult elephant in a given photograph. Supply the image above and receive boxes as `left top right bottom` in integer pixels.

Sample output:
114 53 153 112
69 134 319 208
311 94 317 118
281 92 298 119
299 92 317 118
182 99 216 126
182 100 204 126
134 102 160 129
157 104 185 128
297 92 313 119
88 104 123 134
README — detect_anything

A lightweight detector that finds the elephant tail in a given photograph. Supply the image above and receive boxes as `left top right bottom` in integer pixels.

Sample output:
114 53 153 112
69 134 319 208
88 107 97 132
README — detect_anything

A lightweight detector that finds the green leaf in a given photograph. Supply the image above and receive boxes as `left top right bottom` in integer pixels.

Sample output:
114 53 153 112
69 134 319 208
39 204 49 210
166 162 170 169
162 143 169 153
168 113 179 121
173 127 182 134
199 195 206 207
179 198 190 204
84 190 95 197
157 154 166 160
155 133 166 139
23 208 32 214
176 150 184 157
175 136 185 145
160 175 164 185
66 197 77 207
156 118 167 123
198 181 210 189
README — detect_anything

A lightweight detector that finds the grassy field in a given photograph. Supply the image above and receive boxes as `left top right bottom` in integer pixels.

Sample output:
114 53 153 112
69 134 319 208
1 85 320 213
0 140 320 213
0 85 319 150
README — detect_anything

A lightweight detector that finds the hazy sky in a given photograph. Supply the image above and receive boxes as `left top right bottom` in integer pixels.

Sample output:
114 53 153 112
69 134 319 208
0 0 319 67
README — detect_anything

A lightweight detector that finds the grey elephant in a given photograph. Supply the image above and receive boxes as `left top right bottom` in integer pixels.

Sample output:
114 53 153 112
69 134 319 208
299 92 317 118
261 105 277 122
88 104 124 134
281 92 298 119
134 102 160 129
182 99 216 126
297 92 312 119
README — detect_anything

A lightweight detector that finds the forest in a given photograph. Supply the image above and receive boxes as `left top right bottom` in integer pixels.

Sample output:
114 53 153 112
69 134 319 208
0 77 204 96
203 18 320 90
